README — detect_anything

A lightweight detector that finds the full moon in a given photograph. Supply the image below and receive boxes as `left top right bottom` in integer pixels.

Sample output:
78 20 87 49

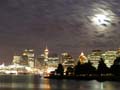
92 14 111 26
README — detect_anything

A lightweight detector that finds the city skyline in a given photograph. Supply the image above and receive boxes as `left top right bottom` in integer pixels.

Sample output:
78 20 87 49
0 0 120 64
4 47 120 67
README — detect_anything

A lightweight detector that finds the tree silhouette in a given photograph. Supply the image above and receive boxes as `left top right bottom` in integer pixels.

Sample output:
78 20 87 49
84 60 96 75
74 61 81 76
74 61 96 76
110 57 120 76
97 58 109 75
56 64 64 76
66 66 74 76
113 57 120 65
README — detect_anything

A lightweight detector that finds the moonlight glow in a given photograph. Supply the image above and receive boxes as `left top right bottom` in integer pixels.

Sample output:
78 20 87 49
92 14 111 26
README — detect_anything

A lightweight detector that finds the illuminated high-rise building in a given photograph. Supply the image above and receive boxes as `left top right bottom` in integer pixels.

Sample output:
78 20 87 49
36 54 45 68
87 49 119 68
12 54 28 66
47 54 59 67
22 49 35 68
79 52 87 64
41 46 60 73
87 50 103 68
13 56 21 65
102 50 117 67
117 48 120 57
44 46 49 62
61 52 75 70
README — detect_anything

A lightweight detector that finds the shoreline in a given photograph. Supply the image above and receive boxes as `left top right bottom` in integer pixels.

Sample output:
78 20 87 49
44 75 120 82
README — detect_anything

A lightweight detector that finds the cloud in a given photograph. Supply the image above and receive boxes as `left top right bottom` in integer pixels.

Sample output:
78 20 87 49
0 0 119 63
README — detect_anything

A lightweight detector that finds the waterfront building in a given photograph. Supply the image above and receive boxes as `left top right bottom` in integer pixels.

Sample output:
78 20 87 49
47 54 59 67
44 46 49 62
21 54 29 66
36 54 45 69
13 55 28 66
38 47 59 73
87 49 120 68
117 48 120 57
13 56 21 65
22 49 35 67
87 50 103 68
102 50 117 67
47 54 59 73
12 51 33 67
43 47 59 66
79 52 88 64
61 52 75 70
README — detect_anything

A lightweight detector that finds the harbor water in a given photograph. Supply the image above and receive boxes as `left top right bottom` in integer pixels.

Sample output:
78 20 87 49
0 75 119 90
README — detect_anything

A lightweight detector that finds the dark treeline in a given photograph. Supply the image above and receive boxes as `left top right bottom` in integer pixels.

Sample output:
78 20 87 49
48 57 120 81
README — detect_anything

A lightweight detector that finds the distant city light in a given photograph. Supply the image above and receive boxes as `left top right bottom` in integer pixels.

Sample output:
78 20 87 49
47 67 56 73
0 48 120 75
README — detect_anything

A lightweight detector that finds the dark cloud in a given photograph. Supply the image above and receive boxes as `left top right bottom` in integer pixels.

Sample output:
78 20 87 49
0 0 119 64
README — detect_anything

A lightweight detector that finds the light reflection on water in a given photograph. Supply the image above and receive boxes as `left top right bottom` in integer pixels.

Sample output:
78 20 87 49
0 75 120 90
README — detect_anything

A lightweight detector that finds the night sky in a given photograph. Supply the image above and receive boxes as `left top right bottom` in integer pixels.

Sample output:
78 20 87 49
0 0 120 64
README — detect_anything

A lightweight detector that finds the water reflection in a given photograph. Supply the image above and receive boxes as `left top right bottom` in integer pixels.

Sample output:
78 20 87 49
0 75 120 90
48 79 99 90
39 78 51 90
46 79 120 90
0 75 40 90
